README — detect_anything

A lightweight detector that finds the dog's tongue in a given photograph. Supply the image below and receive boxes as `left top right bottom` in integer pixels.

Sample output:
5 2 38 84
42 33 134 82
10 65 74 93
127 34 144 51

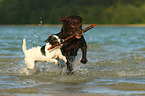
60 44 63 47
75 35 81 39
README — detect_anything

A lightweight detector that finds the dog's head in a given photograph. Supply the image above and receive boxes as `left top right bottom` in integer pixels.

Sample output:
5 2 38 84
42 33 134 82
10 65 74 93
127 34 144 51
45 34 63 46
58 15 83 39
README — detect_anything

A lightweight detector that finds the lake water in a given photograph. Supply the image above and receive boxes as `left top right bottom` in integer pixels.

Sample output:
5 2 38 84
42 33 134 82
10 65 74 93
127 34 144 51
0 25 145 95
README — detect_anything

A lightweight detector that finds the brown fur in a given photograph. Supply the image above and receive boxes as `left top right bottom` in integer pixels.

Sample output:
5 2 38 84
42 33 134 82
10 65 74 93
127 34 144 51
57 15 87 75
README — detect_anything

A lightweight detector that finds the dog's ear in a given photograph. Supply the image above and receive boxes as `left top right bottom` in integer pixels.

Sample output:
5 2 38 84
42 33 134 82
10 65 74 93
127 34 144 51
58 17 67 22
44 34 52 42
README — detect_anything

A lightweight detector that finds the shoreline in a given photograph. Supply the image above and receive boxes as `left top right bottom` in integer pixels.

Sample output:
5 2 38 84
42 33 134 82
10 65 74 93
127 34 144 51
0 24 145 27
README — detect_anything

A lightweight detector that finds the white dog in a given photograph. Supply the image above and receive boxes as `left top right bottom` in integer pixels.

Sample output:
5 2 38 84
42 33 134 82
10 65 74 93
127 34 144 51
22 34 67 75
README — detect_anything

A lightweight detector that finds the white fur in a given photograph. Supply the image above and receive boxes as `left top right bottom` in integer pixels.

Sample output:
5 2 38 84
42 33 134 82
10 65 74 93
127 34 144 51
22 37 67 75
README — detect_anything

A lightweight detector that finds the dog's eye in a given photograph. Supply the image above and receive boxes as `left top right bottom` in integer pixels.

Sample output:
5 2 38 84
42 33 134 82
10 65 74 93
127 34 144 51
71 25 75 28
60 39 64 43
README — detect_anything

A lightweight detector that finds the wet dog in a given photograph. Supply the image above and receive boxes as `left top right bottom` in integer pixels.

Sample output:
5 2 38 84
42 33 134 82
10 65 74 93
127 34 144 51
57 15 88 75
22 34 67 75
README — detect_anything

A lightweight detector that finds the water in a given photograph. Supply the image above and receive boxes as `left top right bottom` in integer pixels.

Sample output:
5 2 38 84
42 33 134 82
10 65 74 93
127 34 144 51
0 25 145 95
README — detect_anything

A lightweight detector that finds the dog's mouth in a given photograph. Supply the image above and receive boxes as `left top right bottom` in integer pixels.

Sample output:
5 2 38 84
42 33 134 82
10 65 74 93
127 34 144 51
75 29 84 39
60 44 63 47
76 35 81 39
75 34 82 39
57 42 64 47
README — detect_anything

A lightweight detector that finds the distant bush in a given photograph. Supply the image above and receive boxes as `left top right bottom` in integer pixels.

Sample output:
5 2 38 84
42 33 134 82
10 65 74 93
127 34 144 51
0 0 145 24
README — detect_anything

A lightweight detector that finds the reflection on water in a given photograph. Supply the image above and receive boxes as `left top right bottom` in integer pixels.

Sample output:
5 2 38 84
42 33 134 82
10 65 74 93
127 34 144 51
0 26 145 95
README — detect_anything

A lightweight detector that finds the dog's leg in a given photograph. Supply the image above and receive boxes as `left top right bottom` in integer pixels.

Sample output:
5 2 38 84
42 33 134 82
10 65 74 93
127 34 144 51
66 56 75 75
24 59 35 75
80 38 88 64
62 56 67 63
80 45 88 64
24 58 30 75
58 54 67 63
54 60 58 65
46 58 58 65
33 68 36 73
24 67 29 75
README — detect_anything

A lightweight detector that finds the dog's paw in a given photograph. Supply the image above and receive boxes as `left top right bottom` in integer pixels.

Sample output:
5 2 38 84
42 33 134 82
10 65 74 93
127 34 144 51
66 70 74 75
80 58 88 64
24 68 29 75
64 59 67 63
54 61 58 65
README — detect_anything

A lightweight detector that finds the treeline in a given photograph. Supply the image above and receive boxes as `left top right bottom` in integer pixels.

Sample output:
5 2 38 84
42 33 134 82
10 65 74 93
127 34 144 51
0 0 145 24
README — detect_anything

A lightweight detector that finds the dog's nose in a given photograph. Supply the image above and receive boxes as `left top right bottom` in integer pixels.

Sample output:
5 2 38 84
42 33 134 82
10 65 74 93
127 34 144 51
75 30 83 39
60 39 64 43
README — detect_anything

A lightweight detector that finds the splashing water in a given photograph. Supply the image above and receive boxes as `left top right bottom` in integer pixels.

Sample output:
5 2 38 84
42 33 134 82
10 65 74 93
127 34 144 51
0 26 145 95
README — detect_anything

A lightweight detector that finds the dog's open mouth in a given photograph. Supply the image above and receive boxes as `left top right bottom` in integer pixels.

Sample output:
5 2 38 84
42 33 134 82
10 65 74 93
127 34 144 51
57 43 63 47
75 34 82 39
60 44 63 47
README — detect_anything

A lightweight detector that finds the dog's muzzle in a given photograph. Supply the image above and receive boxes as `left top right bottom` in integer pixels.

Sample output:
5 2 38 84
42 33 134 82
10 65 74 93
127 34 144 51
75 30 83 39
58 39 64 47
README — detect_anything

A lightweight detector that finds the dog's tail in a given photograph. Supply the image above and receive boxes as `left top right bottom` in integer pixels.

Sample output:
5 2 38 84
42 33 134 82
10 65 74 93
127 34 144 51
22 39 27 53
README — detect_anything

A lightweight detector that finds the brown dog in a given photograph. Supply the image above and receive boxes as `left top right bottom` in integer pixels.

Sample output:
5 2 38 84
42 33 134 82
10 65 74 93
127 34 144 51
56 15 87 75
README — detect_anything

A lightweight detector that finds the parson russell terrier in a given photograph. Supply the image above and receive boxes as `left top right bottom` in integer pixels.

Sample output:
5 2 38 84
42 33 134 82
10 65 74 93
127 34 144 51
22 34 67 75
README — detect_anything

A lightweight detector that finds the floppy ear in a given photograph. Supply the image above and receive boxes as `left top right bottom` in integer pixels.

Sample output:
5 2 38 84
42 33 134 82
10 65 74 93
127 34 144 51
44 34 52 42
58 17 67 22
